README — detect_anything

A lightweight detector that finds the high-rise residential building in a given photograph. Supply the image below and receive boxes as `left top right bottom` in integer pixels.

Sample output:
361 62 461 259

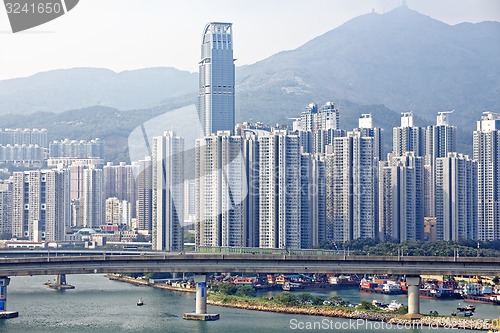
0 181 13 239
198 22 235 136
258 130 301 249
152 131 184 251
327 131 377 243
474 112 500 241
0 128 48 147
49 138 104 159
435 153 477 241
297 102 343 154
195 131 248 248
242 131 260 247
81 166 103 228
356 114 384 162
134 158 152 233
300 153 326 248
105 197 131 227
393 112 426 157
184 179 196 225
424 111 457 217
0 144 44 167
103 162 137 218
12 169 70 241
378 153 424 242
68 162 91 226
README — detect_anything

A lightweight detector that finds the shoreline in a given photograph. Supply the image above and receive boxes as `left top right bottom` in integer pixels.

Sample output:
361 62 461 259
106 274 498 331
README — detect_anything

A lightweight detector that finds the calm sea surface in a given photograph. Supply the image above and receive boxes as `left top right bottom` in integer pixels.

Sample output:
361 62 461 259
1 275 497 333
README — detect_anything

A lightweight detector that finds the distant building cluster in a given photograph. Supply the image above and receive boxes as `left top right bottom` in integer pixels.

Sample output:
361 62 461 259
0 22 498 252
0 128 48 167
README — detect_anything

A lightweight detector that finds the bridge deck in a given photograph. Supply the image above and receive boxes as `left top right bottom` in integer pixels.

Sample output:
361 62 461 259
0 252 499 276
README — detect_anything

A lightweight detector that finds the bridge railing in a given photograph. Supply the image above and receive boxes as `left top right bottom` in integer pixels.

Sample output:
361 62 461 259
196 246 341 256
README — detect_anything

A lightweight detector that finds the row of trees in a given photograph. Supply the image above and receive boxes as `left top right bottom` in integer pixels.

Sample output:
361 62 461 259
319 239 500 257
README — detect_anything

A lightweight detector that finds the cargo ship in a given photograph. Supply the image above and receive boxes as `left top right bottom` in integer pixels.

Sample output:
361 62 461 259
419 287 463 299
462 294 500 305
461 283 500 305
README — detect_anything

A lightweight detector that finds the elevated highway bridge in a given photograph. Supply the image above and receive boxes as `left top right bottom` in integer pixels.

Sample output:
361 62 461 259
0 250 498 320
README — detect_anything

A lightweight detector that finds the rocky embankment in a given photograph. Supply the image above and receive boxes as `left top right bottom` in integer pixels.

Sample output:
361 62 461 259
107 274 497 331
209 300 497 331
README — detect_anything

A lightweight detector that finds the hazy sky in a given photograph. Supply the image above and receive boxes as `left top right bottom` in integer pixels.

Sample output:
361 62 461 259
0 0 499 80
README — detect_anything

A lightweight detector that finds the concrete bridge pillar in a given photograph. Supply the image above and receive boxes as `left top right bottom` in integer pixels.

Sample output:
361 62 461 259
182 274 219 321
47 274 75 290
406 275 422 318
195 274 207 314
57 274 67 286
0 277 18 318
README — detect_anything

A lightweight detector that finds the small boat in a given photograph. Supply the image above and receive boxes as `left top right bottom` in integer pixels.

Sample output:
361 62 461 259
387 300 403 311
457 303 476 312
137 298 144 306
452 311 473 317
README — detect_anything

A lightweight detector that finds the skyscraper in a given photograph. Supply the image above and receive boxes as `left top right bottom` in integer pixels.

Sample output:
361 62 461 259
103 162 137 218
81 166 103 228
474 112 500 241
297 102 343 154
12 169 70 241
435 153 477 241
328 132 377 242
356 114 383 162
0 181 13 239
424 111 457 217
134 158 152 233
393 112 426 157
198 22 235 136
195 131 248 248
378 153 424 242
300 153 326 248
258 130 301 249
152 131 184 251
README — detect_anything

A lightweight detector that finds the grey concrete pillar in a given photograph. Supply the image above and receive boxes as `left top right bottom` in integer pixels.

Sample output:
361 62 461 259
406 275 421 315
0 277 10 311
194 275 207 315
56 274 67 285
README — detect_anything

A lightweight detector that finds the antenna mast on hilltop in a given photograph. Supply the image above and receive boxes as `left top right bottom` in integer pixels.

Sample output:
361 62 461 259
401 0 408 8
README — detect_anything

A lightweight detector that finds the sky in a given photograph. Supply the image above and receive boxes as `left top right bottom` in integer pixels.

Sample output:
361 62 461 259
0 0 499 80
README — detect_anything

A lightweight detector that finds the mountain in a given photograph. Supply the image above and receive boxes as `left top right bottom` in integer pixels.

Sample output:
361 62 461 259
0 6 496 160
236 6 500 133
0 67 197 114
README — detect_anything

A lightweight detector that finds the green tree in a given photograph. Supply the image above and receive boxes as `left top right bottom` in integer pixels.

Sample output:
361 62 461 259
357 301 375 310
275 292 299 306
235 286 256 298
296 292 313 304
218 284 237 295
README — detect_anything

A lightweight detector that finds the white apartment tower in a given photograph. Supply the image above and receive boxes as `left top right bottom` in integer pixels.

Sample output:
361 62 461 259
152 131 184 251
378 153 424 242
474 112 500 241
435 153 477 241
195 131 247 248
328 131 377 242
393 112 426 157
258 130 301 249
424 111 457 217
298 102 343 154
81 166 103 228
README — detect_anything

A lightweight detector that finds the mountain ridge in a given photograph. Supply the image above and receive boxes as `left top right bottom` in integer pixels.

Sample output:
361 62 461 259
0 6 497 161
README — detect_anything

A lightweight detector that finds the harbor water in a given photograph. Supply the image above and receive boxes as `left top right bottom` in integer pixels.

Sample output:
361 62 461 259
1 275 497 333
